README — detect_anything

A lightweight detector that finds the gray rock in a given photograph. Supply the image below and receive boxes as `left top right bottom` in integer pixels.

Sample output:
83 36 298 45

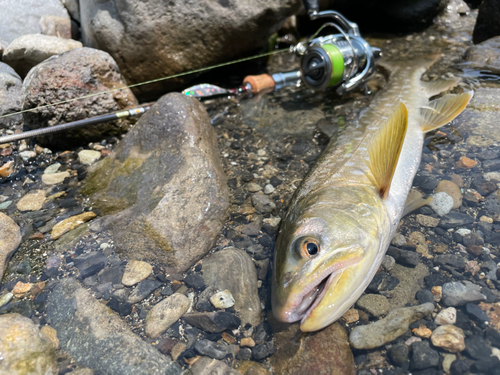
145 293 190 338
182 311 241 333
465 36 500 72
0 62 23 129
251 194 276 213
22 47 138 147
410 340 440 370
46 278 182 374
438 212 474 229
0 0 69 44
127 279 162 304
429 192 454 217
73 251 108 280
189 356 239 375
79 0 301 99
3 34 82 77
349 303 434 349
442 281 487 306
356 294 390 317
82 93 229 273
40 15 72 39
61 0 80 21
0 313 58 374
201 247 261 326
0 212 22 286
194 339 231 360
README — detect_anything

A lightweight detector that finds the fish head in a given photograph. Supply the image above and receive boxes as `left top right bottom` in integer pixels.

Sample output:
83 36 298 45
272 186 388 332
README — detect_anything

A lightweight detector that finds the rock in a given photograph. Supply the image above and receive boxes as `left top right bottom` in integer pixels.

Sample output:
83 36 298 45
381 255 395 271
388 343 409 367
465 36 500 73
471 356 500 374
416 289 435 305
0 212 22 285
145 293 190 338
410 340 440 370
0 160 15 178
189 356 238 375
22 47 138 147
246 182 262 192
19 150 37 161
241 337 256 348
78 150 101 165
12 281 33 298
429 192 454 216
342 309 359 324
51 211 96 240
79 0 301 99
201 247 261 326
465 302 490 323
438 212 474 229
0 292 13 308
473 0 500 44
182 311 241 333
436 180 462 209
264 184 275 194
127 279 162 304
41 171 70 185
0 0 69 44
44 162 61 174
3 34 82 77
0 62 23 129
450 359 469 374
252 342 277 361
412 325 432 338
81 93 228 273
74 251 107 279
40 15 72 39
210 290 235 309
355 294 389 317
271 321 355 374
251 194 276 213
464 335 492 359
386 246 421 267
416 214 440 227
184 274 206 291
0 313 58 374
194 339 232 360
121 260 152 286
457 156 477 169
16 190 47 211
431 325 465 353
409 231 430 257
434 254 466 271
435 307 457 325
349 303 434 350
46 278 181 374
442 281 487 306
442 353 456 374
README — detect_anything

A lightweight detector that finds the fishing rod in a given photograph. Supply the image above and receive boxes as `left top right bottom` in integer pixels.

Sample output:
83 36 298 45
0 6 381 144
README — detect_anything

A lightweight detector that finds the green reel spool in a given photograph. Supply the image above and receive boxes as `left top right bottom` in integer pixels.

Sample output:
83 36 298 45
300 44 345 91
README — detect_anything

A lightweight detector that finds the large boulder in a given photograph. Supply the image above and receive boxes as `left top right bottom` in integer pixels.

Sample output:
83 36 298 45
81 92 229 273
473 0 500 44
21 47 138 147
0 62 23 130
0 0 69 44
46 278 182 374
79 0 302 99
3 34 82 77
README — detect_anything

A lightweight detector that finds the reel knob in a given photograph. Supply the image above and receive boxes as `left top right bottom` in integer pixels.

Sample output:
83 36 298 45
300 45 345 91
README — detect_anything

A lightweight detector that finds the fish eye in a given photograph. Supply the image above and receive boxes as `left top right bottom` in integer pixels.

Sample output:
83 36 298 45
295 237 320 259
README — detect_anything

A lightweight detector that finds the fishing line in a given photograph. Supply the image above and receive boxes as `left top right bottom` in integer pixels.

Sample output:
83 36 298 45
0 48 291 120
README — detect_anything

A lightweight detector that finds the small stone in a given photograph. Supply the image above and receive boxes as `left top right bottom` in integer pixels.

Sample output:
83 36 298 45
16 190 46 211
127 279 162 304
0 161 14 178
465 260 480 275
457 156 478 169
416 289 435 305
78 150 101 165
194 339 230 360
442 281 487 306
342 309 359 324
391 233 406 247
0 292 13 308
436 180 462 209
251 194 276 214
74 252 107 279
412 325 432 339
431 324 465 353
416 214 440 227
121 260 153 286
182 311 241 333
19 150 37 161
44 163 61 174
263 184 275 194
438 212 474 229
12 281 33 298
246 183 262 193
40 325 59 349
409 231 430 258
184 274 205 291
356 294 389 317
410 340 440 370
381 255 395 271
435 307 457 325
388 343 409 367
145 293 190 338
252 342 277 360
480 215 494 223
465 303 490 323
171 342 187 361
429 192 454 216
210 290 235 309
51 211 96 240
464 335 492 359
42 171 71 185
221 332 237 345
442 353 456 374
241 337 256 348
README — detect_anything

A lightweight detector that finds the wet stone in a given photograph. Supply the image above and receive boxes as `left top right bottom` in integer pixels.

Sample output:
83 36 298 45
435 307 457 325
251 194 276 214
388 343 409 367
194 339 231 360
73 251 107 279
416 289 435 305
386 247 421 267
98 265 123 285
252 341 277 361
429 192 454 217
210 290 235 309
442 282 487 306
450 359 469 375
182 311 241 333
438 212 474 229
145 293 190 338
465 303 490 324
121 260 152 286
410 341 440 370
434 254 466 271
471 356 500 374
356 294 390 317
430 325 465 353
464 335 492 359
237 347 252 360
184 274 205 291
127 279 162 304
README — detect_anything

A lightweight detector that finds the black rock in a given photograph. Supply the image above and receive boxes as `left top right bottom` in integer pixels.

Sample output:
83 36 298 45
107 297 120 313
258 234 273 248
74 252 108 279
483 159 500 171
473 0 500 43
424 273 452 288
386 247 420 267
183 274 205 291
471 356 500 373
388 343 409 367
464 335 492 359
161 286 174 296
416 289 435 305
465 303 490 323
486 327 500 347
0 300 34 317
98 266 124 285
194 339 230 360
454 310 473 331
487 231 500 245
449 359 469 375
182 312 241 333
236 347 252 360
477 149 500 161
472 176 497 196
33 291 48 310
434 254 466 271
438 212 474 229
269 176 282 187
127 279 162 304
119 302 133 317
410 341 440 370
252 341 277 361
241 172 253 183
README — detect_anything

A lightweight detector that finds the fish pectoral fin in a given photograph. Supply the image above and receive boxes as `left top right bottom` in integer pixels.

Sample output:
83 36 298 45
420 91 474 132
422 78 460 97
366 101 408 199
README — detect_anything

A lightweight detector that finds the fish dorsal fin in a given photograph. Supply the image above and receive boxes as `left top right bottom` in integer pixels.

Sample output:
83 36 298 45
420 91 473 132
422 78 460 97
367 101 408 199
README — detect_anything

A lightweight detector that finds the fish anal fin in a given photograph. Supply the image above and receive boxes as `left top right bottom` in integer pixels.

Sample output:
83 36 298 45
422 78 461 97
367 101 408 199
420 91 473 132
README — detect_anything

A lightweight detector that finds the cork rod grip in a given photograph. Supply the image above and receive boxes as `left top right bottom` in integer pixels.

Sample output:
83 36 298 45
243 74 276 94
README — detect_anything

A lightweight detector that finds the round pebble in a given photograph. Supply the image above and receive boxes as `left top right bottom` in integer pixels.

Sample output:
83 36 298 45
210 290 235 309
121 260 153 286
78 150 101 165
263 184 275 194
431 324 465 353
429 192 454 216
436 180 462 209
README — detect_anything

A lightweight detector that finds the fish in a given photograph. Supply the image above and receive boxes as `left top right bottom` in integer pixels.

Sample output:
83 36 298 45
271 55 473 332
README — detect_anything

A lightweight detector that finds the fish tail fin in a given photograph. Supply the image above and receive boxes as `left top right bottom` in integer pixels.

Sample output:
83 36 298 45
422 78 461 97
402 195 433 217
420 91 474 132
